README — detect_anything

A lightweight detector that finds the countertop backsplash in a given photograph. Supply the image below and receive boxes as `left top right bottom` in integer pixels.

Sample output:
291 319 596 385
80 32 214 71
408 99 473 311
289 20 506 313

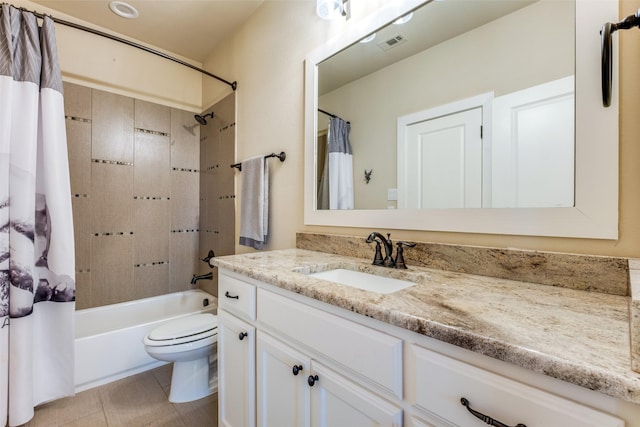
296 232 630 296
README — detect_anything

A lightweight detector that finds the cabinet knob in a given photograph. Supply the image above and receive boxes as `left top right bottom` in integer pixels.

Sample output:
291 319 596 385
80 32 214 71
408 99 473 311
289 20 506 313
307 374 319 386
238 331 248 341
292 365 303 376
460 397 526 427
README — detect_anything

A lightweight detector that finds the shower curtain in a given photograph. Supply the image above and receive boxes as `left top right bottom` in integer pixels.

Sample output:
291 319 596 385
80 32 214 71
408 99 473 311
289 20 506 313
0 5 76 426
317 117 354 209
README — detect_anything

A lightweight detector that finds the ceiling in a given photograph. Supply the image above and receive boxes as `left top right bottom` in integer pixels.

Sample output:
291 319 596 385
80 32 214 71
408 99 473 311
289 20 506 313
30 0 265 63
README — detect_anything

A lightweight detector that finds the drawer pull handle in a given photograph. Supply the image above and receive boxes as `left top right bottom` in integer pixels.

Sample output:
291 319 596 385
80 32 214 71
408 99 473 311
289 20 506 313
238 332 248 341
225 291 239 299
292 365 303 376
461 398 526 427
307 374 319 387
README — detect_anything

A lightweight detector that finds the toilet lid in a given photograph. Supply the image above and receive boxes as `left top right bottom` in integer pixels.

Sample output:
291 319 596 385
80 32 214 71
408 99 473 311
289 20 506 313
146 313 217 346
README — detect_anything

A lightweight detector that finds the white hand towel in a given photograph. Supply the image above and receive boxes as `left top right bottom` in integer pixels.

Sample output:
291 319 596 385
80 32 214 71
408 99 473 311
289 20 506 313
239 156 268 249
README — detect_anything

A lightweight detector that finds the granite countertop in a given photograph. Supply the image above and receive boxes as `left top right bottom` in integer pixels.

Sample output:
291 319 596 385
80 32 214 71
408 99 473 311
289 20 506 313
212 248 640 404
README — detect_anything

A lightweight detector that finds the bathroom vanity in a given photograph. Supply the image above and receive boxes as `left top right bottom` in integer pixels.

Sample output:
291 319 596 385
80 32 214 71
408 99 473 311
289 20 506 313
213 249 640 427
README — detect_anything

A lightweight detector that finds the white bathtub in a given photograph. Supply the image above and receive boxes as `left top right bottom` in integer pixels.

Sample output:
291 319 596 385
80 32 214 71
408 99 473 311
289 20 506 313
74 289 217 392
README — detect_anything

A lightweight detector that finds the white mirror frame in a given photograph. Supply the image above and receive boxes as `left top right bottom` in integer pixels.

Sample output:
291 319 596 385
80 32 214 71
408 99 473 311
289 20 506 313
304 0 619 239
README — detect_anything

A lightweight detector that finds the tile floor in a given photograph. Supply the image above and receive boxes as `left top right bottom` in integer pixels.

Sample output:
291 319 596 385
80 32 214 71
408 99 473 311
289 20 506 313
22 364 217 427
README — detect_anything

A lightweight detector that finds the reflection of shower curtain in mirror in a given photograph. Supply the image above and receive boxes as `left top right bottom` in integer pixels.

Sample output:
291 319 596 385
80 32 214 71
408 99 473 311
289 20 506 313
317 118 353 210
0 6 76 426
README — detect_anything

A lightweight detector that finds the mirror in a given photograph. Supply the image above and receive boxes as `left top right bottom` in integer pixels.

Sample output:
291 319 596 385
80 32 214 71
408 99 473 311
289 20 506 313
304 0 619 238
318 0 574 210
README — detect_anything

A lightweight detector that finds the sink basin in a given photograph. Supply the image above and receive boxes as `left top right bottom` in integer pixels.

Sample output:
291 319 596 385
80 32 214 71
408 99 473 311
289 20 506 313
308 268 415 294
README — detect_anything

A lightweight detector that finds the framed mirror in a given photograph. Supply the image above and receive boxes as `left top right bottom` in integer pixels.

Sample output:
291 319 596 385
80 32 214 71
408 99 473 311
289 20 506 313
304 0 619 239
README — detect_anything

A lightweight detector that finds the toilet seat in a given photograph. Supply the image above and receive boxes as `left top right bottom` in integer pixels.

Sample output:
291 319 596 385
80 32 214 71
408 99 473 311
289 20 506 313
144 313 218 347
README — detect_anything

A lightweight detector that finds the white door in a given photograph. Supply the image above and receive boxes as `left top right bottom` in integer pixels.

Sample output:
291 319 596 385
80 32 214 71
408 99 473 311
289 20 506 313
491 76 574 208
218 310 256 427
256 332 311 427
310 361 402 427
399 107 484 209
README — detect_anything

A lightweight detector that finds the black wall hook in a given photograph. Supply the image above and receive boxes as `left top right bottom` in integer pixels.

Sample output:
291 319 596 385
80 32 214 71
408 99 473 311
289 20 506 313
601 9 640 107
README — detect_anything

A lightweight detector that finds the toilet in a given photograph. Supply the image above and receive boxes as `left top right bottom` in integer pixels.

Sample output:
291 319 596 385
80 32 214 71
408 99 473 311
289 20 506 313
143 313 218 403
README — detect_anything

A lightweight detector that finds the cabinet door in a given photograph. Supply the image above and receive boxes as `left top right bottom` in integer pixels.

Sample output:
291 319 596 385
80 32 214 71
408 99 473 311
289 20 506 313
256 332 311 427
309 361 402 427
218 310 256 427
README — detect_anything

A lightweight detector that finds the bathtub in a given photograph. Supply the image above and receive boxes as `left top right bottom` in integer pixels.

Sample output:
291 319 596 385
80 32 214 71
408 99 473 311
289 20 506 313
74 289 217 392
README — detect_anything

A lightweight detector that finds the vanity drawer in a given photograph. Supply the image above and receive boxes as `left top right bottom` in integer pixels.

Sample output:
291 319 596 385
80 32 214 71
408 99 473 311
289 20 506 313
219 271 256 321
258 288 403 399
410 345 624 427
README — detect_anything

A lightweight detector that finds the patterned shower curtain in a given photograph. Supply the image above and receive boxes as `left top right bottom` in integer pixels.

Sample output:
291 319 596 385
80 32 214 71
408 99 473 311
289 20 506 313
0 5 76 426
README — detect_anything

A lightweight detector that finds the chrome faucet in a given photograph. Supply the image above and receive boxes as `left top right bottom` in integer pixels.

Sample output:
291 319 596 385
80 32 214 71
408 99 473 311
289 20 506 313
365 232 394 267
191 272 213 285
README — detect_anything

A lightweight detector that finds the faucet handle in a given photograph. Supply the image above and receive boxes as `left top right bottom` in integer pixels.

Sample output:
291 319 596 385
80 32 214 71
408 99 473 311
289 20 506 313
394 241 416 269
367 238 385 266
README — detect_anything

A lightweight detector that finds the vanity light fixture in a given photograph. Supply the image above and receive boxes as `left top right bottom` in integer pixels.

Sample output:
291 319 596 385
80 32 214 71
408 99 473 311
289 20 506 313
394 12 413 25
317 0 350 20
109 1 139 19
359 33 376 43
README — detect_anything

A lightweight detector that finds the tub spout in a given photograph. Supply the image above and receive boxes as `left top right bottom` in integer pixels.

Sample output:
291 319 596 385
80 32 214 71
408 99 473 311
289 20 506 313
191 272 213 285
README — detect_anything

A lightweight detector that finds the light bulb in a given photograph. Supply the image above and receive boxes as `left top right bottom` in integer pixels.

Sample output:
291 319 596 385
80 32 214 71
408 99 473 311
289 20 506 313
317 0 343 20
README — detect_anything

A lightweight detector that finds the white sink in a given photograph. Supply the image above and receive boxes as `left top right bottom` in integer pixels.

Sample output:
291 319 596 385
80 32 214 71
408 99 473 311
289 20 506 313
308 268 415 294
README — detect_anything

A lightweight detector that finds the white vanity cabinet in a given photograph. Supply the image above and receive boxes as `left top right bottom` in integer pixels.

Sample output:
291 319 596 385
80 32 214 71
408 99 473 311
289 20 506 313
218 272 258 427
256 331 403 427
218 310 255 427
256 331 310 427
217 269 630 427
408 345 624 427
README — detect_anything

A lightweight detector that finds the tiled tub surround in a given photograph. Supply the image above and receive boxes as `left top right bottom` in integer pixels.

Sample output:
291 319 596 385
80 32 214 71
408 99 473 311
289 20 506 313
198 93 237 298
64 83 202 309
212 248 640 405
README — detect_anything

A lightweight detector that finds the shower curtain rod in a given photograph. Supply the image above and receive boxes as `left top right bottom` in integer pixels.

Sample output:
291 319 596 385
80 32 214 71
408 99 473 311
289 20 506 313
318 108 349 124
11 4 238 91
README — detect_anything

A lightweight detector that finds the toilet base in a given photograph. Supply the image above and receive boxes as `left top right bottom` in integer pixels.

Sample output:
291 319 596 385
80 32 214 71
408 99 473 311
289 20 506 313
168 357 214 403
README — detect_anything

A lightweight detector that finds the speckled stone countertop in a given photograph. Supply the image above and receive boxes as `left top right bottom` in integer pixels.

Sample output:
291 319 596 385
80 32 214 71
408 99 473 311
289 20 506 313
212 248 640 405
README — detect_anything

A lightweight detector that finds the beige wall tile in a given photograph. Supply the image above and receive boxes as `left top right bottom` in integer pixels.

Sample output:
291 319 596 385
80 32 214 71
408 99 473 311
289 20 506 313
171 170 199 230
134 199 170 264
65 83 235 309
218 198 236 256
63 82 91 120
170 232 199 292
171 109 200 169
91 162 134 234
74 271 92 310
72 196 92 271
134 264 170 300
91 235 134 306
92 90 134 163
66 119 92 196
134 132 171 197
135 99 171 134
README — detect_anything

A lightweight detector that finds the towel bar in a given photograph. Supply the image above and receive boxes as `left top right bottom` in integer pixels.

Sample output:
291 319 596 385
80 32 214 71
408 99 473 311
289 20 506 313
231 152 286 171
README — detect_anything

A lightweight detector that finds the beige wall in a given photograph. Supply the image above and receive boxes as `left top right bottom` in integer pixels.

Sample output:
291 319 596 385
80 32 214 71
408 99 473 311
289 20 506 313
203 0 640 258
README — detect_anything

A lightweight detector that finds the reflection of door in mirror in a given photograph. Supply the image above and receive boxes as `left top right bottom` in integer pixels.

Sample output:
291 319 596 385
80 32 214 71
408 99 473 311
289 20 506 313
400 108 483 209
492 76 574 208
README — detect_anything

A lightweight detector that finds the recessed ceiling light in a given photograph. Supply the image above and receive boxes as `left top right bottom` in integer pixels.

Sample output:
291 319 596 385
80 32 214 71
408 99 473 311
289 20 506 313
359 33 376 43
394 12 413 25
109 1 139 19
